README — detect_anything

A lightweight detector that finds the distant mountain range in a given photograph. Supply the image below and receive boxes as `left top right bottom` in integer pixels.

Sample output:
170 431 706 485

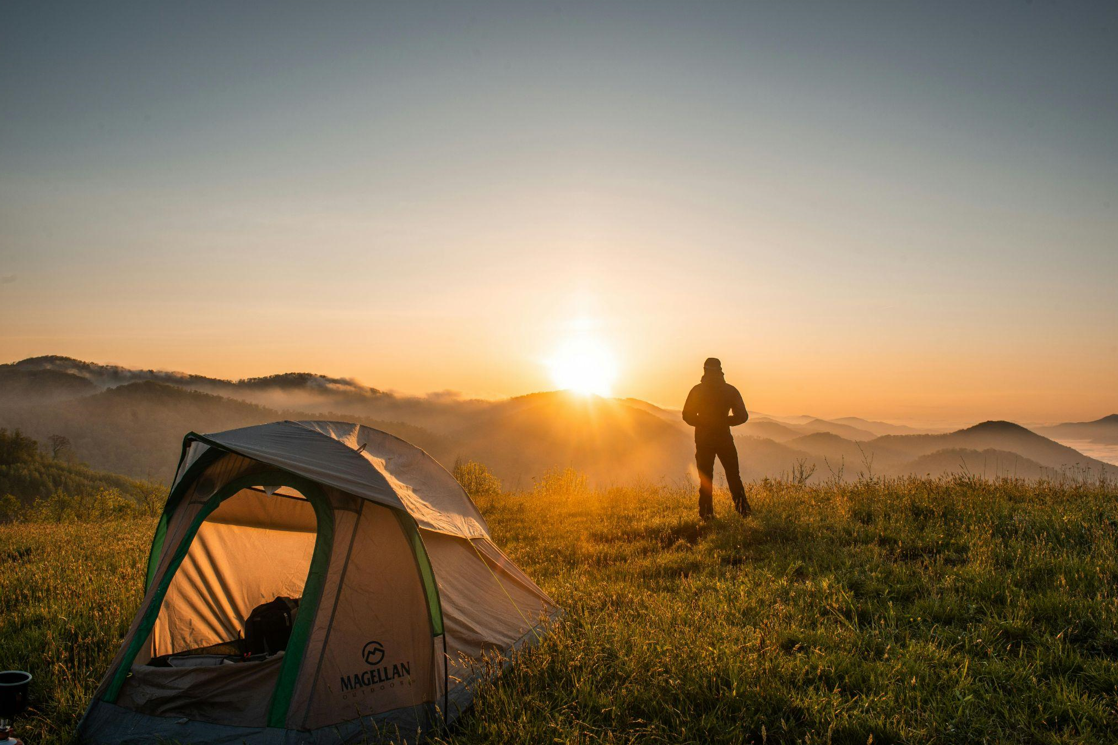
1035 415 1118 446
0 356 1113 486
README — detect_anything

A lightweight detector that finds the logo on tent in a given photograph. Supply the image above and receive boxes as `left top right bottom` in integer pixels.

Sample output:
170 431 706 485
341 642 412 697
362 640 385 666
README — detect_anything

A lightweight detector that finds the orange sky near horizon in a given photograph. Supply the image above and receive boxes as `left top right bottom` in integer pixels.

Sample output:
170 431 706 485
2 4 1116 427
3 296 1114 427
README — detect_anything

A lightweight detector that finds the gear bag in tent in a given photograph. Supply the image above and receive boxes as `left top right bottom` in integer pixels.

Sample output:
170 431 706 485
243 597 300 656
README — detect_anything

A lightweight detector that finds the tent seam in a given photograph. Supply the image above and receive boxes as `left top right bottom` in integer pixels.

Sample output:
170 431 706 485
293 420 492 538
300 499 364 728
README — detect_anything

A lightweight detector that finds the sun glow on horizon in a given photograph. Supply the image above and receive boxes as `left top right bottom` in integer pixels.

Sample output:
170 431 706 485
547 335 618 397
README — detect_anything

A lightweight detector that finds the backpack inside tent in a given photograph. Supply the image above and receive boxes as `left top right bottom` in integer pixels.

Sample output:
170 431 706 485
75 421 559 744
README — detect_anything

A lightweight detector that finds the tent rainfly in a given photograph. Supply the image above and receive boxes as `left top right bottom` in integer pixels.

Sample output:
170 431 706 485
75 421 559 744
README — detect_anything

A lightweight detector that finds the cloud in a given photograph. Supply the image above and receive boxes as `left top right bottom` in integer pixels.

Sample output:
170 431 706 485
0 275 16 285
424 390 465 402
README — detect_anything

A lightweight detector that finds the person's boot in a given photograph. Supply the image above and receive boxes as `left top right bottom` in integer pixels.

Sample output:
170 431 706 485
736 498 752 518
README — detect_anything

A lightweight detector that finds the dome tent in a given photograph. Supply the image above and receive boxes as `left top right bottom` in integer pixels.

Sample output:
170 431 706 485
76 421 559 744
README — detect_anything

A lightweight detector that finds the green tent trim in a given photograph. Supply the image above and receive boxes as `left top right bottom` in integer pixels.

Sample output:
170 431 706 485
143 437 225 590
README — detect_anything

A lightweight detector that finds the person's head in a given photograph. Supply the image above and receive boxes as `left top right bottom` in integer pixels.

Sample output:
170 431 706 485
702 357 723 380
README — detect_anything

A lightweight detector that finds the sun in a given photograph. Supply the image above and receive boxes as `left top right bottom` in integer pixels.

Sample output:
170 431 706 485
547 336 618 397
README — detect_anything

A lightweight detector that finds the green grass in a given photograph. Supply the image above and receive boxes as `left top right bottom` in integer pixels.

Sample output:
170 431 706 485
3 476 1117 744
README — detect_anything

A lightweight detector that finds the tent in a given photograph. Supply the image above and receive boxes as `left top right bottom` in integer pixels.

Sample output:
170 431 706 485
76 420 559 744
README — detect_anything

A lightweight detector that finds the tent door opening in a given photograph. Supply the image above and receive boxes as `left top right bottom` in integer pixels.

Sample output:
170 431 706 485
104 470 335 728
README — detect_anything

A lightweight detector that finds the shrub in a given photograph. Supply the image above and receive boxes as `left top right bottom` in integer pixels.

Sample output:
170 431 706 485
0 493 20 523
0 428 39 467
452 458 503 500
136 480 166 518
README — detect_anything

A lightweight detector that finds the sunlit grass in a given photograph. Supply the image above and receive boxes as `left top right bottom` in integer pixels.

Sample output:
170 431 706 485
454 475 1118 744
3 475 1118 744
0 519 152 737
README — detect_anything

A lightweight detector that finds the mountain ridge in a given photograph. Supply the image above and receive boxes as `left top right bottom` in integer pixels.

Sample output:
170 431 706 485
0 356 1111 484
1036 414 1118 447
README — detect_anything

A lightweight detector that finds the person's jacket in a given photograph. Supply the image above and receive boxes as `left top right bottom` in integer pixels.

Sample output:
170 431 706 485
682 373 748 445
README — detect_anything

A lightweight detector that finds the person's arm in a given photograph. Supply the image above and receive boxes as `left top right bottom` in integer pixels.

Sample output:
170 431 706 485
682 386 700 426
727 386 748 426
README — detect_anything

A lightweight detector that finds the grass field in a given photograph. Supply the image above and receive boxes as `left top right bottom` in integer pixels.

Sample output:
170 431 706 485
2 475 1117 744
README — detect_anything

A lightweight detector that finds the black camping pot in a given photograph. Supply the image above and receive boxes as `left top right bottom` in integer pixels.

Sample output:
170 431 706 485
0 670 31 720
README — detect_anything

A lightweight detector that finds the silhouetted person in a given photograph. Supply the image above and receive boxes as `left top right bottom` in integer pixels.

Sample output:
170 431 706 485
682 358 750 520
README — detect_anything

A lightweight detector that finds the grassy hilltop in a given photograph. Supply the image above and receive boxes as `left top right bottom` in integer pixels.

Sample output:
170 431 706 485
2 474 1118 744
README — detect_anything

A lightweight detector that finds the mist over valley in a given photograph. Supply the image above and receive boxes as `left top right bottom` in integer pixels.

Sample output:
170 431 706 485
2 356 1113 490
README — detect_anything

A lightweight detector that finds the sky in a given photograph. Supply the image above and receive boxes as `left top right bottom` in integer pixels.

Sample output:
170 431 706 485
1 1 1116 425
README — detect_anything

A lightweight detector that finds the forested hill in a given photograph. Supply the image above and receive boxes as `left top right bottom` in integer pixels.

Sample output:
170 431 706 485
0 428 159 519
0 381 445 483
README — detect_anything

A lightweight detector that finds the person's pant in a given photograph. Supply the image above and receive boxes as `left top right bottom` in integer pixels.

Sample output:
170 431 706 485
696 440 749 518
